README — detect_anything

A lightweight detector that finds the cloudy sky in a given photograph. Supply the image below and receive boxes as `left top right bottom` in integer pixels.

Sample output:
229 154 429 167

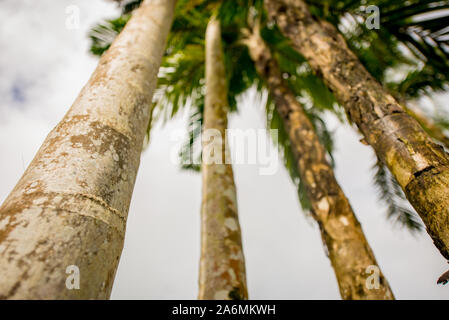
0 0 447 299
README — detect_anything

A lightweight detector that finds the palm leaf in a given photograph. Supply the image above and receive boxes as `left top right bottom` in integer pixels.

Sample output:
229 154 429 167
372 159 423 232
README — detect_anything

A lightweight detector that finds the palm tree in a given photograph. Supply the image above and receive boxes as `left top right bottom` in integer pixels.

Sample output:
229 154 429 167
0 0 176 299
265 0 449 261
198 16 248 300
95 0 448 234
88 0 449 296
241 18 394 300
92 1 397 299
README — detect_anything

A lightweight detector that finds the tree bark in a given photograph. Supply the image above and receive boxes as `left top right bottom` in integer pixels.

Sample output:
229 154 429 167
198 17 248 300
0 0 176 299
404 103 449 150
265 0 449 261
244 27 394 300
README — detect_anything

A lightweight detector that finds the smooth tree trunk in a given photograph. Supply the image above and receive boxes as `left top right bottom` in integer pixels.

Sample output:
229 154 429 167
0 0 176 299
265 0 449 261
244 27 394 300
198 17 248 300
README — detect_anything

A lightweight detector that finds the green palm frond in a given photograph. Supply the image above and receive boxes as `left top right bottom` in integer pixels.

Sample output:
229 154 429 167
307 0 449 98
372 159 423 232
88 15 130 56
178 100 204 172
153 43 205 123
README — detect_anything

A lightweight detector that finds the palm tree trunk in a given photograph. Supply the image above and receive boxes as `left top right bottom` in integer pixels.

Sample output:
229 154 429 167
244 28 394 300
198 17 248 300
265 0 449 261
404 103 449 150
0 0 176 299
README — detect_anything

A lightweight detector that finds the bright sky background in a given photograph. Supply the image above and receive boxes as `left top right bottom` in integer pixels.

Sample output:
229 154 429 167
0 0 447 299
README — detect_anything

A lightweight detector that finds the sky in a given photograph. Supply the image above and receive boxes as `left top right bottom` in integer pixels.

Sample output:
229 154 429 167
0 0 448 300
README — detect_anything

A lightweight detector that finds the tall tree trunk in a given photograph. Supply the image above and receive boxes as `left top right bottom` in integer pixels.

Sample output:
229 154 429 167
244 26 394 300
0 0 176 299
265 0 449 261
198 17 248 300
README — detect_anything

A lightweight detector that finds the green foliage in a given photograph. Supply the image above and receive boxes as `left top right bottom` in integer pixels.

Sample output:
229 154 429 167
372 159 423 232
88 15 130 56
153 43 205 123
260 24 341 116
178 101 204 172
307 0 449 98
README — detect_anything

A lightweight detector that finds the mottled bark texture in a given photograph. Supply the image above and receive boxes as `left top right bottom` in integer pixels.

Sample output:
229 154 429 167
244 27 394 300
0 0 176 299
404 104 449 150
265 0 449 260
198 17 248 300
